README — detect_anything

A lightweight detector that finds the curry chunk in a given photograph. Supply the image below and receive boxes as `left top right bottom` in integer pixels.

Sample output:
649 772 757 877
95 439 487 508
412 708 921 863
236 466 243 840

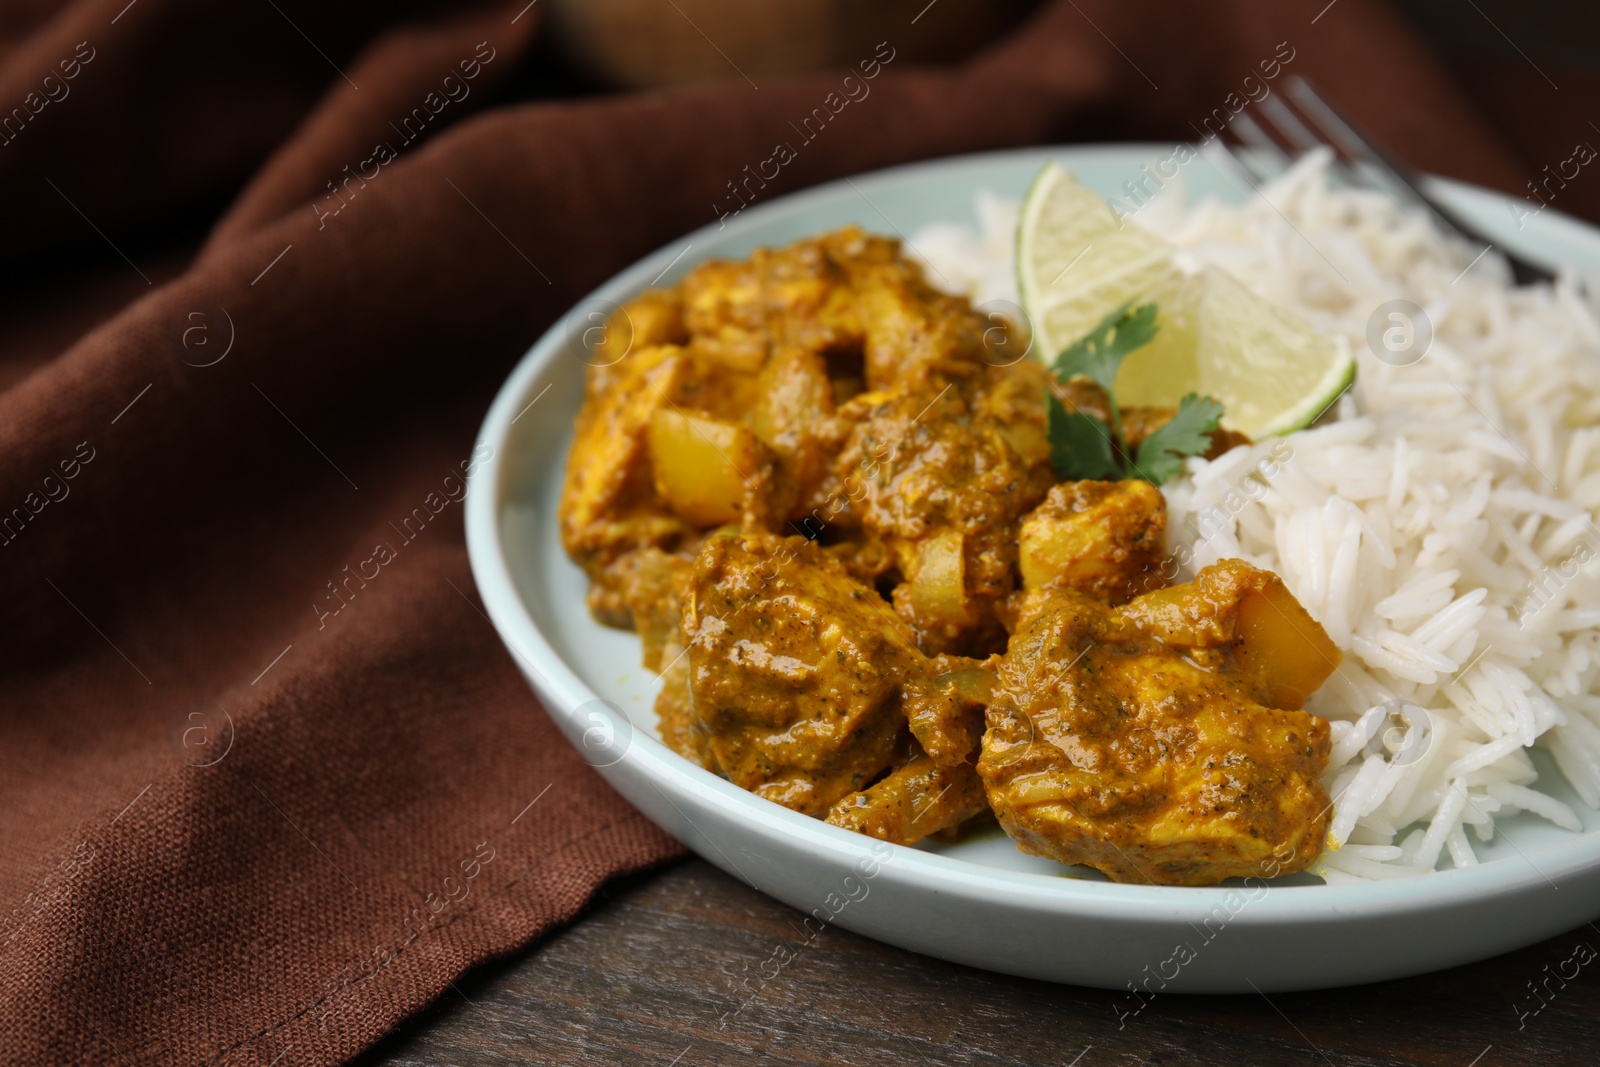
1018 479 1167 604
670 531 986 844
559 343 690 624
748 346 841 510
611 545 692 672
1118 557 1342 710
851 263 989 389
813 379 1055 655
586 288 687 393
900 659 990 767
677 531 924 816
980 560 1336 886
826 751 988 846
820 657 991 845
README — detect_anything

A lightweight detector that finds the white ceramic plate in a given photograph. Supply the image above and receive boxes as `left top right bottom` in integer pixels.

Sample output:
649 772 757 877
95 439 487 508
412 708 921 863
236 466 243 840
466 146 1600 992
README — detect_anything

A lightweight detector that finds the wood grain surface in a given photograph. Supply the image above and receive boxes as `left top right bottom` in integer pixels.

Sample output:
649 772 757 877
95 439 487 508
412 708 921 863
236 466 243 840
356 859 1598 1067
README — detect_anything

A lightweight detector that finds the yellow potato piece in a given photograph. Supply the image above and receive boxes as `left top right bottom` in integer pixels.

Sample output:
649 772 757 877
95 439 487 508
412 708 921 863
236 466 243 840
1117 558 1340 711
648 408 762 526
1233 578 1343 711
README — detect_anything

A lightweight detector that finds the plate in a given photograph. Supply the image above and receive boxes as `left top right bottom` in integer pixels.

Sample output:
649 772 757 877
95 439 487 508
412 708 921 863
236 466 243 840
466 145 1600 992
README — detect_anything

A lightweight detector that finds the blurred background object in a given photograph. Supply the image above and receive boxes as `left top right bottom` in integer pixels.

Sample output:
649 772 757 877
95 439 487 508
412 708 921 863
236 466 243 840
1392 0 1600 72
1390 0 1600 225
538 0 1600 224
543 0 1041 89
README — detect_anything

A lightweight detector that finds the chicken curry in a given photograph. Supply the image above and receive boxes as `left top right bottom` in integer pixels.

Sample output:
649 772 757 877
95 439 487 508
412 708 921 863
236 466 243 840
558 226 1340 886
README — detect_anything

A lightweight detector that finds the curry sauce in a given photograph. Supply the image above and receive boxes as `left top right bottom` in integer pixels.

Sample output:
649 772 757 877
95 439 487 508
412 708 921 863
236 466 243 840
558 227 1339 885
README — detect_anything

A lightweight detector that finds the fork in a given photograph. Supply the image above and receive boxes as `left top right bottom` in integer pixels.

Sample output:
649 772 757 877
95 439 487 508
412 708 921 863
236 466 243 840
1214 75 1555 287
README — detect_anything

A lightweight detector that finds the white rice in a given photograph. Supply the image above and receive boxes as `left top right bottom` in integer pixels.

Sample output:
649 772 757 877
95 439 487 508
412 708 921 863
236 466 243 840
910 150 1600 878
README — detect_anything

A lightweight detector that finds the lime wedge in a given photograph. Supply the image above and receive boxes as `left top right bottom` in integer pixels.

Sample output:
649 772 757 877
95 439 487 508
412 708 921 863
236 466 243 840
1114 267 1355 437
1017 164 1356 439
1017 162 1180 367
1192 267 1355 436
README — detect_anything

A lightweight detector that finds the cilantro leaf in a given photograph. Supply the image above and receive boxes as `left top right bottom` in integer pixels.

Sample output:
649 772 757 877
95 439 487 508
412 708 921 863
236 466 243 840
1042 300 1223 487
1133 393 1224 485
1052 301 1161 393
1047 395 1121 480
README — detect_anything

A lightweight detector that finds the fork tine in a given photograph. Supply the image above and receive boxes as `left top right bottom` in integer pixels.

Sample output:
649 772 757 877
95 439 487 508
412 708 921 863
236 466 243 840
1285 76 1436 211
1202 135 1271 194
1256 93 1325 157
1254 89 1366 192
1285 75 1553 286
1227 111 1294 175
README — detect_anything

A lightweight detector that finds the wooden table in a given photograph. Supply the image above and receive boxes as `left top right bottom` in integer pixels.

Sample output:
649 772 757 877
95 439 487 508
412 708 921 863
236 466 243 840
357 859 1597 1066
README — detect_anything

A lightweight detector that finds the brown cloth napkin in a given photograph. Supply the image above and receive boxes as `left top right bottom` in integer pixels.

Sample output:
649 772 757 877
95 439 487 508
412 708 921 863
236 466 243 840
0 1 1581 1063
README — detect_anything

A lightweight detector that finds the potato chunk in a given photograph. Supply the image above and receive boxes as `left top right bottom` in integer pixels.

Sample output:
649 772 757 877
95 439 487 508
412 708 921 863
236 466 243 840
1117 558 1341 710
647 408 765 526
1232 579 1341 710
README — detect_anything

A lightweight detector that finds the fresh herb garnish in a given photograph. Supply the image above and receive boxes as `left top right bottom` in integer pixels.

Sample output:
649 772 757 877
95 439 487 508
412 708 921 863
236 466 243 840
1046 394 1120 480
1053 300 1160 392
1135 393 1225 484
1044 301 1223 486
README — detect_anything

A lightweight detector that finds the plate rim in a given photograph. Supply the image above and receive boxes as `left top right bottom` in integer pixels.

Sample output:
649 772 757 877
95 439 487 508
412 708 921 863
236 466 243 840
465 143 1600 931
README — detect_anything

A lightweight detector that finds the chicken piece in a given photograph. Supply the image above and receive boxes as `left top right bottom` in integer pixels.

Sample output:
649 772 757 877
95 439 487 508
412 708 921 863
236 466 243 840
818 529 896 588
811 383 1055 655
980 560 1337 886
748 346 840 512
676 531 925 816
671 529 989 843
826 750 988 846
559 344 689 601
666 348 767 423
969 356 1054 468
1017 479 1167 605
587 288 688 397
823 656 992 846
680 258 769 372
762 230 871 356
850 265 990 390
611 545 693 672
679 227 881 375
654 635 711 769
